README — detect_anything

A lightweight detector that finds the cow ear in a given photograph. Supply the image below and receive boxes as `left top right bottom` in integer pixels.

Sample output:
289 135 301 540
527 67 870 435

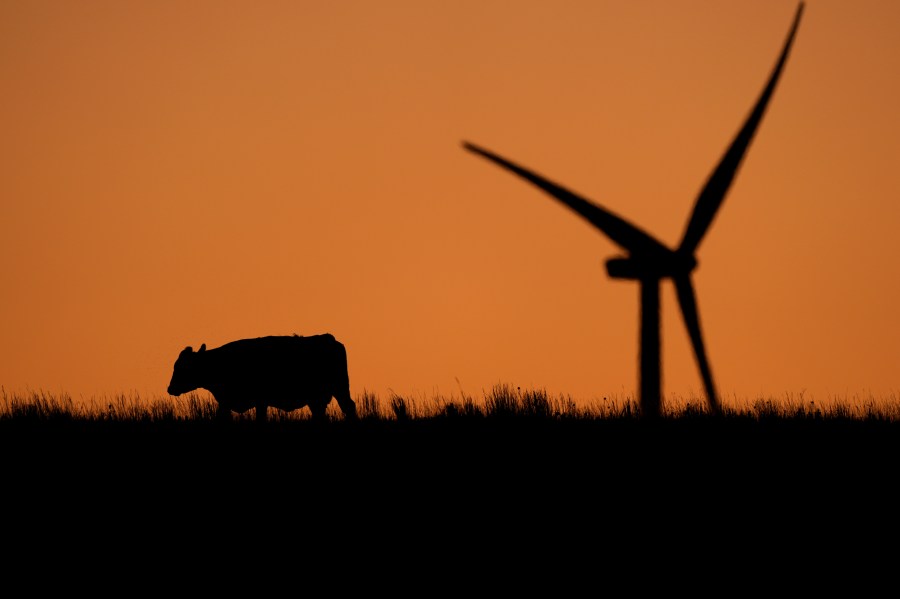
180 346 193 356
199 344 206 352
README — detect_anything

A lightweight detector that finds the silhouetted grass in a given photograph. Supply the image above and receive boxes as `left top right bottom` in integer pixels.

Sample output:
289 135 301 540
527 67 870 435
2 383 897 423
5 382 899 481
3 383 897 531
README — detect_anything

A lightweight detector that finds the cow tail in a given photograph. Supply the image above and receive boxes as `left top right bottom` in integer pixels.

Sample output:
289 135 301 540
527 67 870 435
333 338 357 418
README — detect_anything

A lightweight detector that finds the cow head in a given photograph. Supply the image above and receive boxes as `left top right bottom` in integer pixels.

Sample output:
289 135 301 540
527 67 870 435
166 343 206 396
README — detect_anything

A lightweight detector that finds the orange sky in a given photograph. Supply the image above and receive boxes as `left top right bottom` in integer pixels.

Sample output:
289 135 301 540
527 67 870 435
2 0 898 409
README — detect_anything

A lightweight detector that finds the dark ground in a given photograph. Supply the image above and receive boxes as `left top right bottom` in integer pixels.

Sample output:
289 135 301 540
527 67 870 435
5 415 896 501
2 415 896 587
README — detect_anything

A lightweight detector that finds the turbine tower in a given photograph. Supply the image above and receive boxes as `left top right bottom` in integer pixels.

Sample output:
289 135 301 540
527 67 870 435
463 3 804 417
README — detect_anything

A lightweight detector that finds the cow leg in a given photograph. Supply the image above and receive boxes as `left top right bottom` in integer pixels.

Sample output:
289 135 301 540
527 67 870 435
309 402 327 422
335 389 357 420
255 401 268 423
216 403 232 422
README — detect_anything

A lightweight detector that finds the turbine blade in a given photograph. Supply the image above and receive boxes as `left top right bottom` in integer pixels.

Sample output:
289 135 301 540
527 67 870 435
673 274 721 415
678 2 804 255
463 141 669 257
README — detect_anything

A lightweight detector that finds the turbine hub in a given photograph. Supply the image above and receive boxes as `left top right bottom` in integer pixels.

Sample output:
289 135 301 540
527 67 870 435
606 252 697 280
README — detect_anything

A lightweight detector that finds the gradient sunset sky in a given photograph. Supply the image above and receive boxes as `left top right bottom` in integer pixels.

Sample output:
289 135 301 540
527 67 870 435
2 0 898 408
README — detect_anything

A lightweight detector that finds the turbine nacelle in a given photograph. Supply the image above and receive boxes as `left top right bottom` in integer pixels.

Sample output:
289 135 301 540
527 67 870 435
605 252 697 281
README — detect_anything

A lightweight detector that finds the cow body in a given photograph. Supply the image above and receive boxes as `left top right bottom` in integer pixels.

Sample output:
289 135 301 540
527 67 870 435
167 333 357 422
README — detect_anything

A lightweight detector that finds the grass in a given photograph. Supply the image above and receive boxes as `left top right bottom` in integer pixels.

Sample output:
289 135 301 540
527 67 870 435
4 383 897 484
3 383 897 537
2 383 898 423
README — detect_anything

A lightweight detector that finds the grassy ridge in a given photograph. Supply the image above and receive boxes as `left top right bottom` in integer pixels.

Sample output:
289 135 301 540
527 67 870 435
3 383 898 422
3 383 897 486
3 383 896 556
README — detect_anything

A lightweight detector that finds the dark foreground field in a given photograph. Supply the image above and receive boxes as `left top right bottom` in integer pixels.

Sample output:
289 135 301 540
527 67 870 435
4 388 897 502
2 389 897 585
5 407 896 508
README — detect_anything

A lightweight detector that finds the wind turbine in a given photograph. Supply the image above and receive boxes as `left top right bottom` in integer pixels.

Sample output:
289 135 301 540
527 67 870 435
463 3 804 417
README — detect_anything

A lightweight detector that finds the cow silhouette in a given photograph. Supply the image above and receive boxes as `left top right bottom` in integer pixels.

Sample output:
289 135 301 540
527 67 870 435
167 333 358 422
